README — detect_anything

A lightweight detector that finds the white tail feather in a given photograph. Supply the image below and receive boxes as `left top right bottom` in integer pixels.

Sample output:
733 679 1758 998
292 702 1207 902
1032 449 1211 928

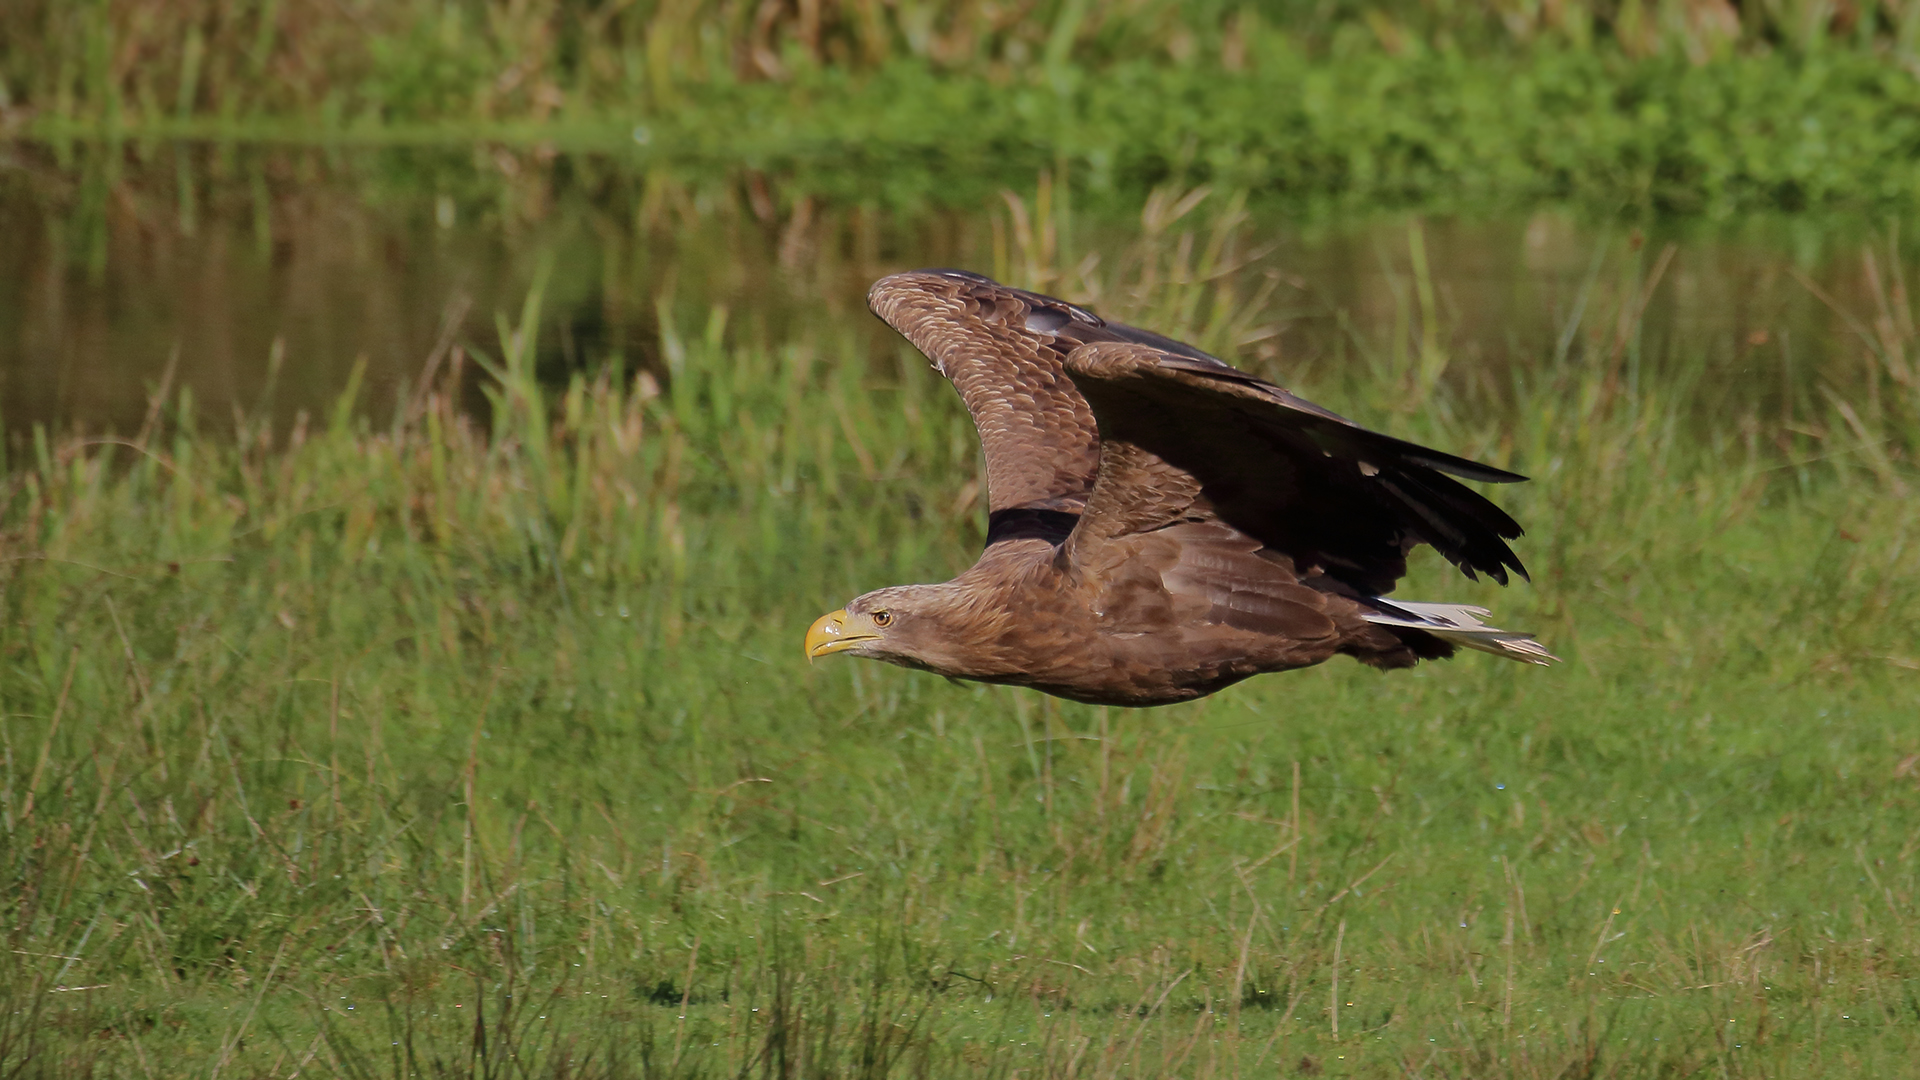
1362 600 1558 665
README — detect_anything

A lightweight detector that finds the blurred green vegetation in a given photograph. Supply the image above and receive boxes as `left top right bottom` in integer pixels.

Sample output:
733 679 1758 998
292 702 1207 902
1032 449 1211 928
8 0 1918 122
3 192 1919 1075
6 1 1920 211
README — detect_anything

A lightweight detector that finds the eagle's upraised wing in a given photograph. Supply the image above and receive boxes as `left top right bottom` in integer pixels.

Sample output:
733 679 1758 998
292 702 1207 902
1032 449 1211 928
868 270 1245 545
1061 341 1528 597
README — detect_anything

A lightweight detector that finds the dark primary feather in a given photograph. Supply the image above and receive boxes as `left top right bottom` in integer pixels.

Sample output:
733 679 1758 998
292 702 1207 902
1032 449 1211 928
1059 342 1527 595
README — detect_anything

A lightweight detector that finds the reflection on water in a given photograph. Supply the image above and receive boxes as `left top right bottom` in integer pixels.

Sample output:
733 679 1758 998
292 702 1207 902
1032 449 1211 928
0 140 1905 443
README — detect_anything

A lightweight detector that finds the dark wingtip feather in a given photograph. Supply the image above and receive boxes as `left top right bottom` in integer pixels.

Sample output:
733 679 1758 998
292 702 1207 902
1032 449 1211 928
1409 454 1529 484
1376 468 1529 585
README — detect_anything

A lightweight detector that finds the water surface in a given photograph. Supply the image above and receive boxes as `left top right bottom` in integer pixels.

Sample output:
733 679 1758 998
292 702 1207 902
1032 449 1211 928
1 140 1905 442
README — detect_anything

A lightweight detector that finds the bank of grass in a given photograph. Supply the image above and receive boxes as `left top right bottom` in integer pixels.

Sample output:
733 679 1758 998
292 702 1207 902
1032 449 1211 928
664 47 1920 213
11 3 1920 213
3 211 1920 1076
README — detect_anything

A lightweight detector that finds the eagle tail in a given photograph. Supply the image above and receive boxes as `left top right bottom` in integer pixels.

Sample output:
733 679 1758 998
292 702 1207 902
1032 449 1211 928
1361 600 1558 666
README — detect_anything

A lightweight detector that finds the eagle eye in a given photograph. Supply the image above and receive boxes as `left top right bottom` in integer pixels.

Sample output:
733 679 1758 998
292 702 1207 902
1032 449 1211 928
871 610 893 628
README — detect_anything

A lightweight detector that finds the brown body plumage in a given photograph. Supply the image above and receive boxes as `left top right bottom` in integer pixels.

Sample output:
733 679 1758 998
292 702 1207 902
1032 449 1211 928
806 270 1552 707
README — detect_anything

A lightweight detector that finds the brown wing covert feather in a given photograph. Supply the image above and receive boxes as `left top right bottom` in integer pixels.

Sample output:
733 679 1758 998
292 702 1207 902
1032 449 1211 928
868 271 1102 524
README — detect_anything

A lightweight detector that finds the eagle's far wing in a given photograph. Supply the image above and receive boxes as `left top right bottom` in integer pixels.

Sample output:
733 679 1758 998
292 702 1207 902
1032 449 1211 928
873 270 1251 545
1061 340 1529 597
868 272 1102 540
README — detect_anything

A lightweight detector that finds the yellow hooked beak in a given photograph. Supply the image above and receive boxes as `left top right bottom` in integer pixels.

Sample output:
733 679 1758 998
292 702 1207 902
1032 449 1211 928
805 609 879 661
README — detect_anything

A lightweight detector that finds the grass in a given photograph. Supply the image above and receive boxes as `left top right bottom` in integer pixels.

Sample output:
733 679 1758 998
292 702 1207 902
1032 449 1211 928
3 192 1920 1077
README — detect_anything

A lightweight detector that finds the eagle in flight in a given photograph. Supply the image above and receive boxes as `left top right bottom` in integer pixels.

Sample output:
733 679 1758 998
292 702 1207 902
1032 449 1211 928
806 270 1553 706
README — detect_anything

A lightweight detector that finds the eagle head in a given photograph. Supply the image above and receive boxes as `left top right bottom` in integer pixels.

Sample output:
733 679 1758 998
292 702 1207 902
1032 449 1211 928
804 584 990 675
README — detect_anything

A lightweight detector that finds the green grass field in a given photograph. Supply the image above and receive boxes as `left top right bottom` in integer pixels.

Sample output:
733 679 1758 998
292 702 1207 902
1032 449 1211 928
3 207 1919 1077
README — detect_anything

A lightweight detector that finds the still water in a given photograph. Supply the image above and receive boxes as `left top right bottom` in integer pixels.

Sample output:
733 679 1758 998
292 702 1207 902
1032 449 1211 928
0 139 1906 442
